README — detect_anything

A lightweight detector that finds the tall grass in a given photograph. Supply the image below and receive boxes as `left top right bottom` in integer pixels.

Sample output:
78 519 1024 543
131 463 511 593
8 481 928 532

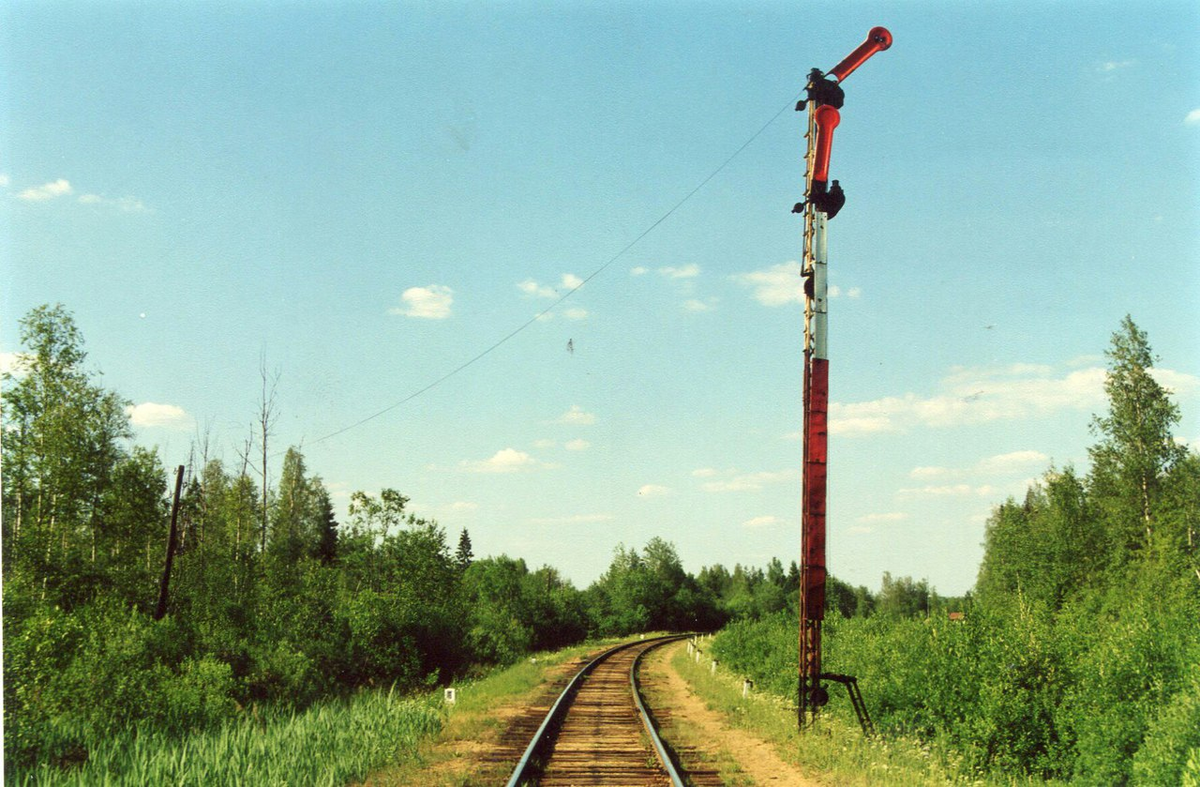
8 687 443 786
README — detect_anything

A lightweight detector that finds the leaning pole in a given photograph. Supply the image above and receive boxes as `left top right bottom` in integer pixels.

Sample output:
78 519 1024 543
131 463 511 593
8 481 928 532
795 26 892 730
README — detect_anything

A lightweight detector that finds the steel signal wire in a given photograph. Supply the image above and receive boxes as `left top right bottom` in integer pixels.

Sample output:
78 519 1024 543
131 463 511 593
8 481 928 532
306 94 803 448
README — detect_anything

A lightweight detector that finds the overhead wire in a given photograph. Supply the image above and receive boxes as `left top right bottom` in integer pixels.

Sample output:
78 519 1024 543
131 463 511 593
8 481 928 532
307 93 804 448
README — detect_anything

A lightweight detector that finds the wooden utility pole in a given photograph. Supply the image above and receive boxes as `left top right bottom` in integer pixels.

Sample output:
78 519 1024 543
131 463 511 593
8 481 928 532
154 465 185 621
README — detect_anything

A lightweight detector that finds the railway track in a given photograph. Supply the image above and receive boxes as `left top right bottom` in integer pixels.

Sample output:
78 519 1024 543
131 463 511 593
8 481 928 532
504 635 690 786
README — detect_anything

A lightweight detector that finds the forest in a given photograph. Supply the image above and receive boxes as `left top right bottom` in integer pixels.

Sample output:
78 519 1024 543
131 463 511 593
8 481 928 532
713 317 1200 785
2 303 846 776
3 305 1198 784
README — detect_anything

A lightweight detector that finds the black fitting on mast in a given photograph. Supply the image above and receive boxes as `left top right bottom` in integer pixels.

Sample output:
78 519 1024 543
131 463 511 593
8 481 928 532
796 68 844 111
792 179 846 220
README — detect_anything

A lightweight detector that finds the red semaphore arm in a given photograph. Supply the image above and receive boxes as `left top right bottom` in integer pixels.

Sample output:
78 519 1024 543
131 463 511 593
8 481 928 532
829 26 893 83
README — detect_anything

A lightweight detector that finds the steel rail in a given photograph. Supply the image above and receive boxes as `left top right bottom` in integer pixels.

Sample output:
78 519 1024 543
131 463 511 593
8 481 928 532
504 634 688 787
630 639 687 785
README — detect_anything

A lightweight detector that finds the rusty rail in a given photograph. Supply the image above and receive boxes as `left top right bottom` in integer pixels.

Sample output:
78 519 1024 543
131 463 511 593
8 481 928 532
505 635 688 787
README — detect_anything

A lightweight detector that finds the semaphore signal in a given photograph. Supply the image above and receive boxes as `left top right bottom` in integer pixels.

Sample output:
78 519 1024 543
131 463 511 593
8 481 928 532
793 26 892 732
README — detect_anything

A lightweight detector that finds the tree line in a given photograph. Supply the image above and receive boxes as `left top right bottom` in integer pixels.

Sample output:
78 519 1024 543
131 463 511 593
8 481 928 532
712 316 1200 785
4 302 898 772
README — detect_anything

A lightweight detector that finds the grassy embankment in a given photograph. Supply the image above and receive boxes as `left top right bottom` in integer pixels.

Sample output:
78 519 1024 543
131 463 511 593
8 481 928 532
8 637 630 787
7 687 441 787
671 637 1064 787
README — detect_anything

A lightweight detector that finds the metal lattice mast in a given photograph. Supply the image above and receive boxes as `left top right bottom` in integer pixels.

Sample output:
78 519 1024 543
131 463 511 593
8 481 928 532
796 27 892 729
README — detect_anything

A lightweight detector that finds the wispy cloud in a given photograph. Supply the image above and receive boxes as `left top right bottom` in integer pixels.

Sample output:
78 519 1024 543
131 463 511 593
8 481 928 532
682 298 717 313
126 402 193 429
18 179 72 201
829 363 1110 436
1186 109 1200 126
459 448 549 473
1098 59 1136 73
637 484 672 498
564 438 591 451
556 405 596 425
391 285 454 319
518 273 584 298
0 174 10 188
79 193 149 213
731 261 860 307
658 264 700 279
897 483 999 499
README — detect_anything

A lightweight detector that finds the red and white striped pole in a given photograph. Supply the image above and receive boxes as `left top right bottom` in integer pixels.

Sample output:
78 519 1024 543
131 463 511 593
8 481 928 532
798 26 890 729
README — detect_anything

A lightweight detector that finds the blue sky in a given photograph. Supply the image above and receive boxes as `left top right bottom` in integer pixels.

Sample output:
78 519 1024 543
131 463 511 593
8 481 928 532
3 1 1198 596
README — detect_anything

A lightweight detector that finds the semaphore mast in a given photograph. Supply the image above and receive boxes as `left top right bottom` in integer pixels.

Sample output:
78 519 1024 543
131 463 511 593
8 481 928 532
796 26 892 730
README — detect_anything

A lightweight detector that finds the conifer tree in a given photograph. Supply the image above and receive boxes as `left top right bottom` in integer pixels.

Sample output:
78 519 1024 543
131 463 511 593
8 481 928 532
455 529 474 570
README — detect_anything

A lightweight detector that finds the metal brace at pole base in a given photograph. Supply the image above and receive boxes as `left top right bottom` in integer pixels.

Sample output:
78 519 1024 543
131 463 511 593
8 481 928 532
819 673 875 737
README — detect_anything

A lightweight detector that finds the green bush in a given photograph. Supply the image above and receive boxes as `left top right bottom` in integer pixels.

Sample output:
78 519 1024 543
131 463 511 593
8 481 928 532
1134 664 1200 786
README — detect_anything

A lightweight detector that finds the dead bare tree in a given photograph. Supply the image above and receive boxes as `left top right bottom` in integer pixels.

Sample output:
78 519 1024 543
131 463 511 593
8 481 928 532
257 354 280 554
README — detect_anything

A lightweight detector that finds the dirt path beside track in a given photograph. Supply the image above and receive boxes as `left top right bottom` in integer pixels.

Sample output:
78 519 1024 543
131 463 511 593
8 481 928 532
640 641 824 786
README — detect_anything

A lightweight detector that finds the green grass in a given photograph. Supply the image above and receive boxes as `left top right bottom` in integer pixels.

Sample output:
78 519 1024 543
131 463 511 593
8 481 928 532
7 687 443 787
674 638 1063 786
7 635 642 787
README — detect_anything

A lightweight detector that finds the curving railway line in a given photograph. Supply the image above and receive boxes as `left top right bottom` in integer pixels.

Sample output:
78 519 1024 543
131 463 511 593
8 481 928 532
504 635 696 787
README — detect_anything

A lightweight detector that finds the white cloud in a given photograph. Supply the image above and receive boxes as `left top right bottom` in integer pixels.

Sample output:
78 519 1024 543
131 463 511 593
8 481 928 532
829 363 1109 436
731 261 804 306
691 468 719 477
459 448 543 473
977 450 1051 475
518 273 584 298
658 264 700 279
637 484 672 498
126 402 192 429
557 405 596 425
682 298 717 313
562 307 588 321
1099 59 1136 72
448 501 479 512
533 439 557 449
391 285 453 319
1 351 26 377
79 193 149 213
742 515 783 528
630 266 649 276
1150 367 1200 399
897 484 998 499
0 173 10 188
518 279 553 298
564 438 591 451
18 179 72 201
828 415 896 436
731 261 861 307
1186 109 1200 126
